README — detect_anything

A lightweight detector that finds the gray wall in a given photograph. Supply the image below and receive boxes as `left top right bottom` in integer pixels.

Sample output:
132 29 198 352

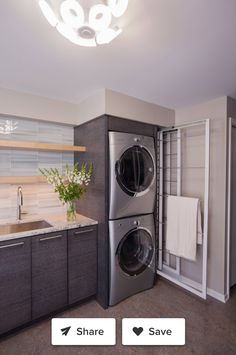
0 87 175 127
105 89 175 127
0 88 78 125
227 97 236 290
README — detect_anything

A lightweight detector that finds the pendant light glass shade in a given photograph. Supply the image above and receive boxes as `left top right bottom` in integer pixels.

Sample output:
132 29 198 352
89 4 112 31
96 28 122 44
39 0 58 27
57 22 96 47
60 0 84 28
107 0 129 17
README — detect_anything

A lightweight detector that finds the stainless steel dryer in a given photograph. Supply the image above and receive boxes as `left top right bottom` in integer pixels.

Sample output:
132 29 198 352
109 131 156 220
109 214 155 306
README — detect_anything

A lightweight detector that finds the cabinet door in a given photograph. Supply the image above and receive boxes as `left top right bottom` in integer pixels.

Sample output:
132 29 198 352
68 226 97 304
32 231 67 319
0 238 31 334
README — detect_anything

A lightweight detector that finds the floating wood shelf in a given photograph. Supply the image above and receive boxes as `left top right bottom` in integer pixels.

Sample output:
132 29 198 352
0 176 47 184
0 140 86 152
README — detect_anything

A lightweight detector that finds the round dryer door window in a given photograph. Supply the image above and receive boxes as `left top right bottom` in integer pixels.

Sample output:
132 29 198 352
115 146 154 196
117 228 154 276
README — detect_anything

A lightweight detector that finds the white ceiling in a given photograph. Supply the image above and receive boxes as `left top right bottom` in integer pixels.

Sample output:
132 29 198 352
0 0 236 109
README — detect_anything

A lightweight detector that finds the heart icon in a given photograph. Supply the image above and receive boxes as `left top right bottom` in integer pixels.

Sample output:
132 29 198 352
133 327 144 336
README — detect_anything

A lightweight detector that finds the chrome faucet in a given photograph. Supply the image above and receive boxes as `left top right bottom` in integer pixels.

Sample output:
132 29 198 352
17 186 23 220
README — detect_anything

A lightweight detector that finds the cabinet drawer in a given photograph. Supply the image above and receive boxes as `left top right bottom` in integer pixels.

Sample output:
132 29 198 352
32 231 67 319
68 226 97 304
0 238 31 334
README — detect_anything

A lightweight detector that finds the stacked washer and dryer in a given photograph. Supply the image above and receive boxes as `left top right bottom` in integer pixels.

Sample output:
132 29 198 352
108 132 156 305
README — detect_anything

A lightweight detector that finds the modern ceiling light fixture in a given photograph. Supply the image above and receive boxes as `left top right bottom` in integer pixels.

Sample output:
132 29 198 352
108 0 128 17
38 0 129 47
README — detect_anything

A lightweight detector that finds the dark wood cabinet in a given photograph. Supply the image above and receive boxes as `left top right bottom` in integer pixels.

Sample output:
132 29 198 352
75 116 109 308
68 226 97 304
0 238 31 334
32 231 67 319
0 224 97 336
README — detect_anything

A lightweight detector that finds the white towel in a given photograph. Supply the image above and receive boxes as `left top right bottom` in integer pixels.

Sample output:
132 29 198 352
166 196 202 261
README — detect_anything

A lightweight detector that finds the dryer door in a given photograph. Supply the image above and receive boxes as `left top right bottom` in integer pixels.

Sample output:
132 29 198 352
117 228 154 276
115 146 154 197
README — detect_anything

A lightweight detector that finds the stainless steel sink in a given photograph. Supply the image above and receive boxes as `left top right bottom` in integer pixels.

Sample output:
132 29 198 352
0 220 52 236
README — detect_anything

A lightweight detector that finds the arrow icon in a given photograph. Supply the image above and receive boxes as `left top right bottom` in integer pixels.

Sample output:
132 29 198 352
61 326 71 336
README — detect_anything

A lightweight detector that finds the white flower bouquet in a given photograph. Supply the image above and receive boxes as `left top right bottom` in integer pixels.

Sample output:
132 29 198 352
39 163 92 221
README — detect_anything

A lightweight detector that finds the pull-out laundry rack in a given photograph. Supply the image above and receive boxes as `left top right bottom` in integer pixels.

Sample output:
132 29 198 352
156 119 210 299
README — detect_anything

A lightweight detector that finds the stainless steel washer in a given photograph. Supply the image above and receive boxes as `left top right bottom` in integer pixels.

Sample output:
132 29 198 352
109 131 156 219
109 214 155 306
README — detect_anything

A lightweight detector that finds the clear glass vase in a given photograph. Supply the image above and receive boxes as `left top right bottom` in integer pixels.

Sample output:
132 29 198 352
66 201 77 222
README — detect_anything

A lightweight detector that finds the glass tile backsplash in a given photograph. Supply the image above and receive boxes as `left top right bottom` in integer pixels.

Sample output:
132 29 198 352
0 116 74 220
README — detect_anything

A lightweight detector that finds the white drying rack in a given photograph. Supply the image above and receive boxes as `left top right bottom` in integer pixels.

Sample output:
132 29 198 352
156 119 210 299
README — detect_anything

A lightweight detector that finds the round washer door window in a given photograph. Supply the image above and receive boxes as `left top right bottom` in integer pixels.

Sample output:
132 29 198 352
117 228 154 276
115 146 154 196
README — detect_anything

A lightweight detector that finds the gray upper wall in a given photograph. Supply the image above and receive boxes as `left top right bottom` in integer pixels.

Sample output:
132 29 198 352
0 88 175 128
0 88 78 125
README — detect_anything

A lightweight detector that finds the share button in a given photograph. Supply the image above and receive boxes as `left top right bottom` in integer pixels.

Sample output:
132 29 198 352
51 318 116 346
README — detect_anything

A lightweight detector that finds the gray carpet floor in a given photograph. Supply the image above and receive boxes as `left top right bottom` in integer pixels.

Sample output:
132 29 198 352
0 279 235 355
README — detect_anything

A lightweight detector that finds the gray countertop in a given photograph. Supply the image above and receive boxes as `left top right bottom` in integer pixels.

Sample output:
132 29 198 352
0 214 98 242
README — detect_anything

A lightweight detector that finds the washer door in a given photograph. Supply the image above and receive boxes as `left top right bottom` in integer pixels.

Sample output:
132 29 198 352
117 228 154 276
115 146 154 197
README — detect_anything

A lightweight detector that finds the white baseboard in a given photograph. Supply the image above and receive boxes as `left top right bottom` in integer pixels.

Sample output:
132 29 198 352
207 288 228 303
